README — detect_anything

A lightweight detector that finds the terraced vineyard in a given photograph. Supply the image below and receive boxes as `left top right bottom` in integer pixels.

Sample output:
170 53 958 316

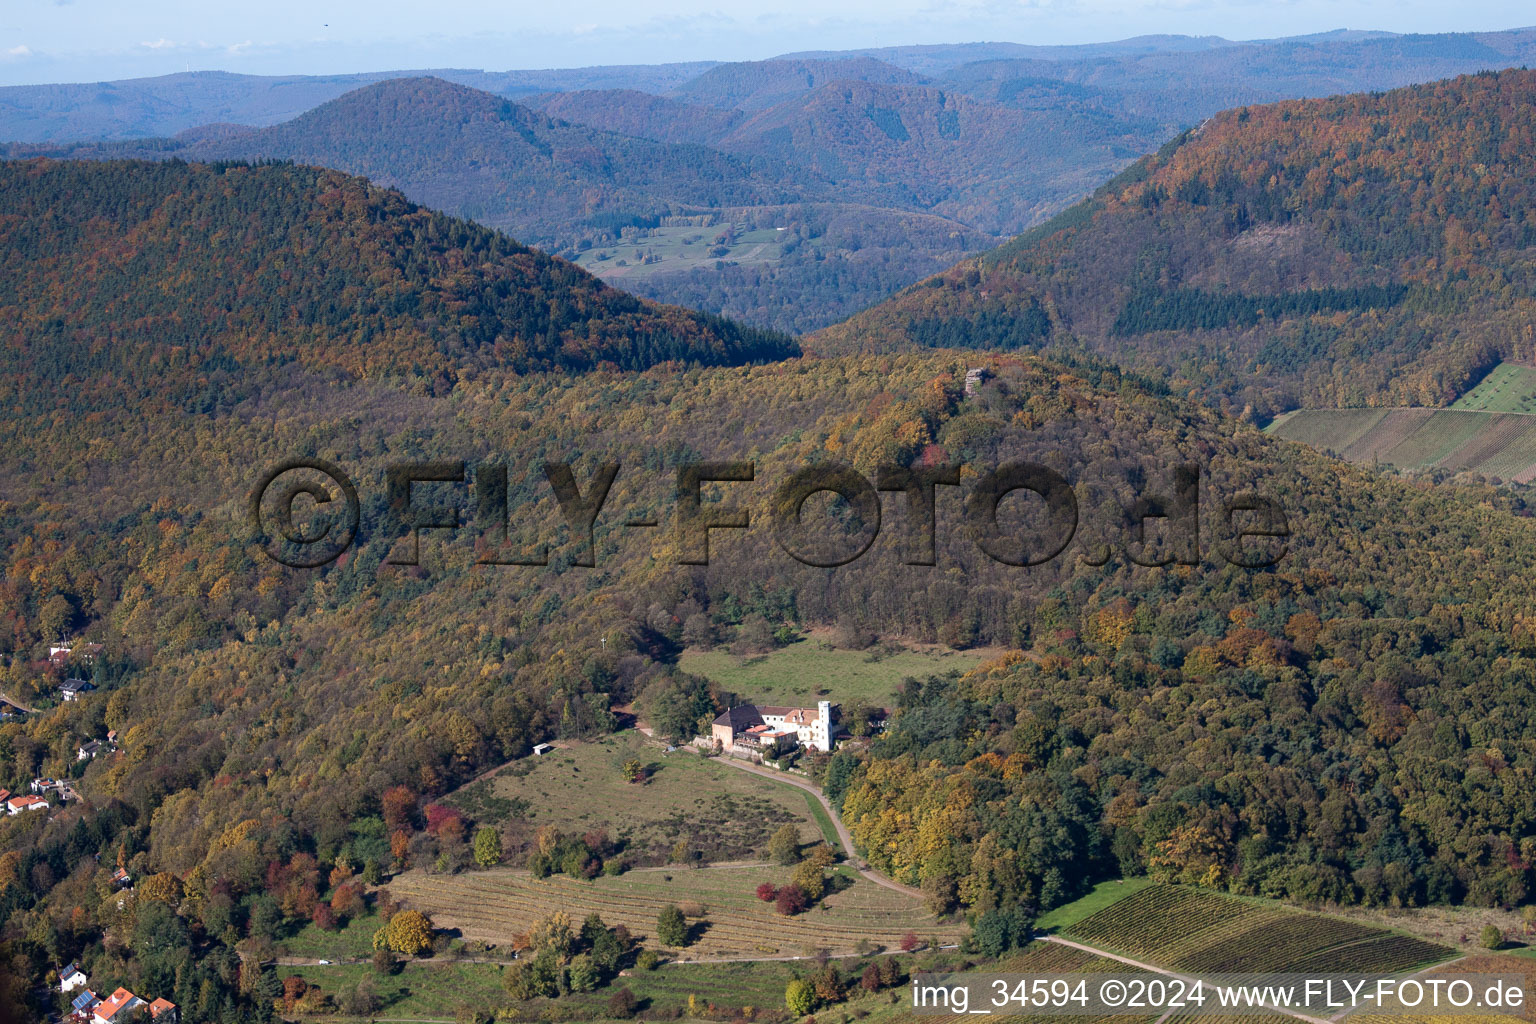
1344 953 1536 1024
389 863 962 959
1064 885 1452 976
1267 407 1536 483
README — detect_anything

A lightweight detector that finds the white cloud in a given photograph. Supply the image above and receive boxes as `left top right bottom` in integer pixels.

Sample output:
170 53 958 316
3 44 32 58
140 37 176 49
227 39 253 53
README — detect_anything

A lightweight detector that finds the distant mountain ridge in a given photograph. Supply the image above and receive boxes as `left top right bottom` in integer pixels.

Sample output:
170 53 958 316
0 63 722 143
7 29 1536 335
2 73 1126 333
667 56 928 110
811 68 1536 419
6 29 1534 144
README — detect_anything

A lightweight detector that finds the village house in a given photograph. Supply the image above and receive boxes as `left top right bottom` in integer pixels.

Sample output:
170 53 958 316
59 962 88 992
6 794 48 815
70 990 101 1020
93 988 144 1024
148 998 179 1023
31 777 61 794
49 642 103 669
712 700 836 753
59 678 96 701
111 867 132 888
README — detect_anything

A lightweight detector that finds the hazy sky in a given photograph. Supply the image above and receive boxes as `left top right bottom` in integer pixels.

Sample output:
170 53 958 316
2 0 1532 86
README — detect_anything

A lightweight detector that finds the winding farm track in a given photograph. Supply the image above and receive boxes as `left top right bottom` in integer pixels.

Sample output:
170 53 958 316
1048 933 1470 1024
708 754 925 900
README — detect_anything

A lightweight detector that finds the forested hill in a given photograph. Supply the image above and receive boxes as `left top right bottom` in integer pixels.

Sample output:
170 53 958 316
1 77 807 261
811 68 1536 418
0 158 797 397
9 337 1536 999
176 77 808 244
9 149 1536 992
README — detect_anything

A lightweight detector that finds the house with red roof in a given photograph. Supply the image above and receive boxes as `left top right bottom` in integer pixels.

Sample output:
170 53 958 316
711 700 836 752
6 794 47 815
92 988 144 1024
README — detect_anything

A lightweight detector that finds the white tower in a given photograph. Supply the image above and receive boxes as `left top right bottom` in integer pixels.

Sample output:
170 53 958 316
817 700 834 751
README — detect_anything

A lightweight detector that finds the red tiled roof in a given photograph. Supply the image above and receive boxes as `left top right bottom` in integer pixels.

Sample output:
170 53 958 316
94 987 140 1022
149 998 177 1017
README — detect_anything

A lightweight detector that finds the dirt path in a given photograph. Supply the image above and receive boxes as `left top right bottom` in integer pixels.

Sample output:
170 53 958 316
1040 936 1333 1024
669 943 960 966
273 955 520 967
709 754 925 901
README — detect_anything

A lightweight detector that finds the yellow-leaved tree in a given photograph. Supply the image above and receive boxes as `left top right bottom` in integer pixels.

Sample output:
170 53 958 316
373 909 434 955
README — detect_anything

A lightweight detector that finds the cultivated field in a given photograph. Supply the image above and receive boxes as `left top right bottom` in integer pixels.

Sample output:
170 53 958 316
1035 877 1157 933
858 940 1160 1024
1452 362 1536 413
1268 408 1536 483
389 862 963 959
679 638 991 708
1064 884 1453 976
448 732 822 863
1346 953 1536 1024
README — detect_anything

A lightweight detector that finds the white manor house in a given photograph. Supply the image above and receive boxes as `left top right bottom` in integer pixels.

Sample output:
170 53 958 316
711 700 835 753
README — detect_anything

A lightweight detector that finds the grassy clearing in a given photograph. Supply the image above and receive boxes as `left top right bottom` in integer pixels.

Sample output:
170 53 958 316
800 790 841 848
277 960 506 1020
679 639 991 708
573 224 786 281
1034 877 1154 933
555 959 807 1020
1452 362 1536 413
448 732 820 864
389 862 962 960
281 951 964 1023
1329 901 1536 956
279 907 387 959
